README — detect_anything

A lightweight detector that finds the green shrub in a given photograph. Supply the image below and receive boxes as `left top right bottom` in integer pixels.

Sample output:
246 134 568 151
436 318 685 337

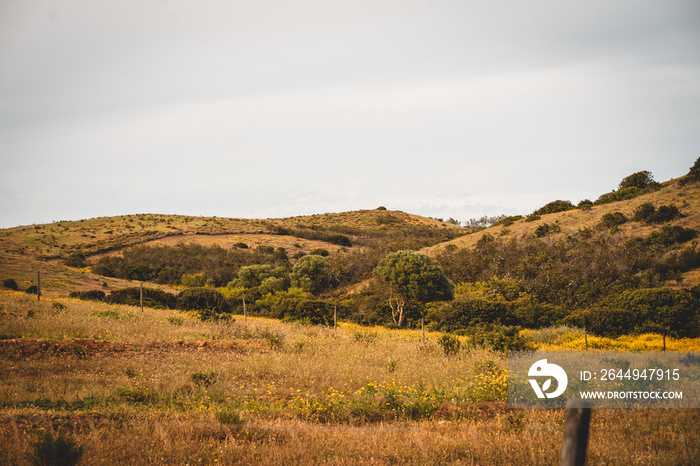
28 429 84 466
3 278 18 290
63 254 87 268
610 287 699 337
598 212 628 229
472 325 534 352
69 290 106 301
216 408 246 428
679 157 700 185
437 334 461 356
633 203 683 224
578 199 594 210
180 273 207 287
618 170 659 190
106 287 176 309
534 223 561 237
326 234 352 247
494 215 523 227
646 225 698 246
176 288 230 320
632 202 656 222
584 306 637 337
533 200 575 216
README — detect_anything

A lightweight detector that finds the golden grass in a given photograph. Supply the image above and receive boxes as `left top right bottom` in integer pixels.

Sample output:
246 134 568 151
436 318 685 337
1 292 699 464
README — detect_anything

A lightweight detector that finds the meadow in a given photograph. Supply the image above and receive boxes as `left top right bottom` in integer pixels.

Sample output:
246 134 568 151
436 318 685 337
1 291 698 465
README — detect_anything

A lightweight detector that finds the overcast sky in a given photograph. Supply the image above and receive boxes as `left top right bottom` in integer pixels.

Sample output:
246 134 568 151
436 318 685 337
1 1 699 228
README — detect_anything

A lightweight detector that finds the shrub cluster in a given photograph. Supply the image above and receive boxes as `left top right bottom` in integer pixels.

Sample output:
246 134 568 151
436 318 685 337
582 288 699 338
633 203 684 224
532 200 575 216
598 212 628 229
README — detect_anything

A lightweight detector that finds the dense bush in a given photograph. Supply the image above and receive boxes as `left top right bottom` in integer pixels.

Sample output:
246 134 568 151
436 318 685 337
437 334 461 356
609 287 699 337
254 288 333 325
69 290 107 301
176 287 230 320
63 253 87 268
633 203 683 224
679 157 700 185
584 306 638 338
645 225 698 247
534 223 561 237
598 212 628 229
593 172 659 206
105 287 177 309
3 278 18 290
618 170 659 190
291 254 331 295
471 325 535 352
429 297 516 332
94 243 289 287
533 200 575 216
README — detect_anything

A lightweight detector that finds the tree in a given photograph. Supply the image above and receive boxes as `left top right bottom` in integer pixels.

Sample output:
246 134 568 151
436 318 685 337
618 170 657 190
290 254 331 295
680 157 700 185
374 250 454 327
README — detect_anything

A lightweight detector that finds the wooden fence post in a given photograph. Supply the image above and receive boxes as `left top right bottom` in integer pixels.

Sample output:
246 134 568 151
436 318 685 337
242 292 247 322
560 400 592 466
421 318 425 341
140 282 144 312
334 305 337 330
37 271 41 302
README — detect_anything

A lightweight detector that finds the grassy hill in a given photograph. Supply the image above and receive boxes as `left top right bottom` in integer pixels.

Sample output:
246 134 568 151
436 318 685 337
0 209 463 296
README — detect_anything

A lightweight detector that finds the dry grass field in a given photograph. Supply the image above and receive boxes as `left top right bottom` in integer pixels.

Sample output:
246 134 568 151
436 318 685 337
1 291 698 465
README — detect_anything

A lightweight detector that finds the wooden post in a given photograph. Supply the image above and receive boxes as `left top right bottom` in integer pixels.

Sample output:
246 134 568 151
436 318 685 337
37 271 41 302
242 291 247 322
663 333 666 352
584 330 588 351
560 401 592 466
421 318 425 340
334 305 337 330
140 282 144 312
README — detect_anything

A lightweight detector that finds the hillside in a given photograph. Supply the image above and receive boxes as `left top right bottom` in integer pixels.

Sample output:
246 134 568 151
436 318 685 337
424 177 700 287
0 209 464 296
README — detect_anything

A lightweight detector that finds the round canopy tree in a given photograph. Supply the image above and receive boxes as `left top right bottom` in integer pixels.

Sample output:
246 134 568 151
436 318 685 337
374 250 454 327
291 254 331 295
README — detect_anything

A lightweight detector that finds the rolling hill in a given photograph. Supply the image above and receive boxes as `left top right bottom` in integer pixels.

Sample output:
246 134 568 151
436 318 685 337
1 162 699 300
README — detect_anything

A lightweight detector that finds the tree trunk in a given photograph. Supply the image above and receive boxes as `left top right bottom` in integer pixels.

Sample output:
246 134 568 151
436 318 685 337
388 293 405 327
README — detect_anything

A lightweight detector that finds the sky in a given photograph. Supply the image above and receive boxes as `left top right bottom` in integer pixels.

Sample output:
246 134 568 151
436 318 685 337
1 0 699 229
